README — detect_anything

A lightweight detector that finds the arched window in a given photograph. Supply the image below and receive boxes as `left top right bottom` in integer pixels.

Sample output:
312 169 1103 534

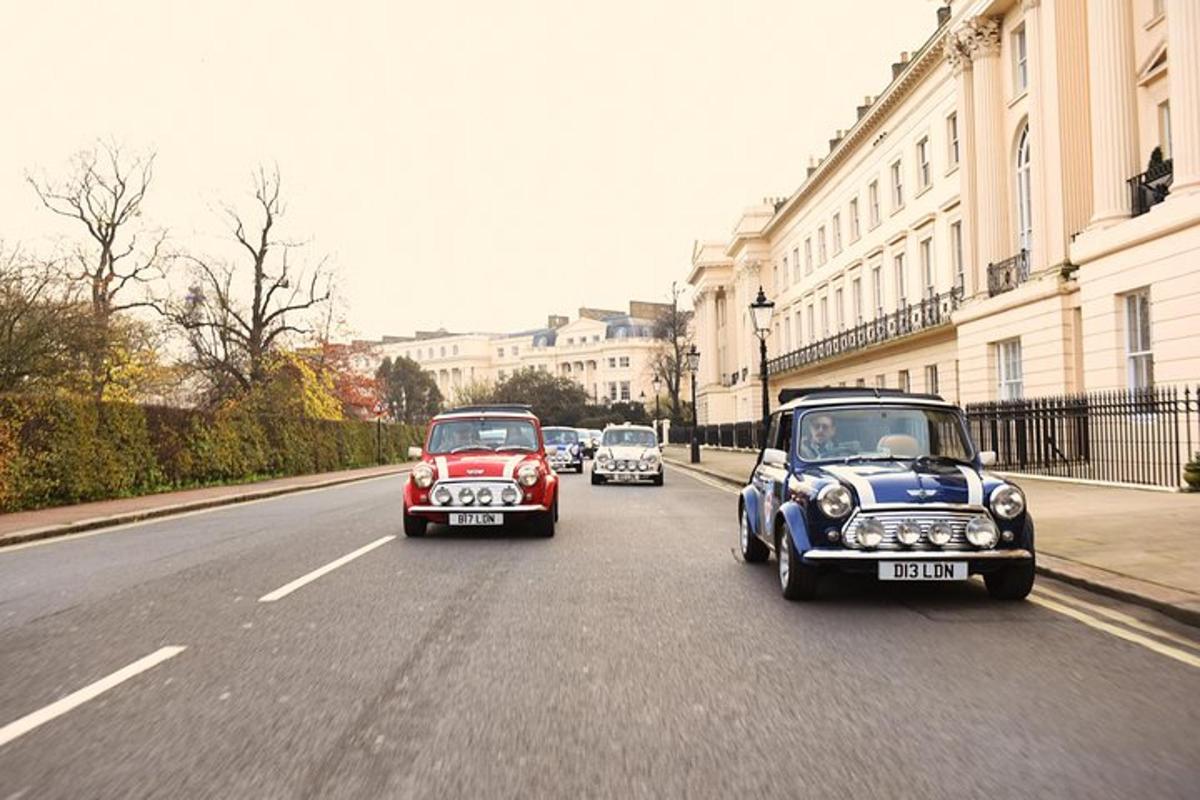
1015 124 1032 254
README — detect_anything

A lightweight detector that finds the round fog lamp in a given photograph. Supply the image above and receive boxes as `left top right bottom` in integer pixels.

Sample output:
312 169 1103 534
965 516 1000 548
432 485 452 506
477 487 493 506
857 518 885 549
928 521 954 547
501 486 520 505
457 487 476 505
896 520 923 547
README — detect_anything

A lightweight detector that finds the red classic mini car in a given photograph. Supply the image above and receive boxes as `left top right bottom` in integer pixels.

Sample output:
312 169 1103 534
402 405 559 537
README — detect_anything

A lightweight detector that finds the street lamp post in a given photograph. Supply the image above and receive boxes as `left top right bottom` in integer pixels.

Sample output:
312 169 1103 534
686 344 701 463
749 286 776 446
651 375 662 437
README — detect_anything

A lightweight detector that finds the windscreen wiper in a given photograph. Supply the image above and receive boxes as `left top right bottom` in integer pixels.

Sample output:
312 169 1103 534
911 454 975 469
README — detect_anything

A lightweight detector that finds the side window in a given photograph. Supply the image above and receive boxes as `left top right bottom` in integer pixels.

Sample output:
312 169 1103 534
765 413 781 453
777 413 794 455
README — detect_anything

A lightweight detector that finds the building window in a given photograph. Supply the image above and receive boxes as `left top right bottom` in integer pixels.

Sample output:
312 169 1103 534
773 263 780 290
512 346 518 356
875 374 886 389
818 227 827 265
871 265 883 316
453 345 459 355
440 346 446 357
831 213 842 253
925 364 939 395
608 357 616 368
916 136 931 188
1016 124 1033 253
792 246 801 282
852 277 863 323
997 339 1024 400
620 381 631 401
947 112 959 166
538 364 548 372
868 181 880 227
608 381 618 401
807 303 815 340
950 220 964 290
1125 290 1153 389
805 238 813 274
1013 25 1028 95
898 369 911 392
890 160 904 209
893 252 907 308
919 236 934 297
850 198 861 240
855 378 867 387
782 255 789 285
1158 101 1172 159
619 356 630 368
820 296 829 335
834 287 844 330
784 316 793 351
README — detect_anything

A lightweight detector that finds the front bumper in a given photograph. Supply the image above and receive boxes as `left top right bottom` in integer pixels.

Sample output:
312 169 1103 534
407 504 549 514
594 467 662 483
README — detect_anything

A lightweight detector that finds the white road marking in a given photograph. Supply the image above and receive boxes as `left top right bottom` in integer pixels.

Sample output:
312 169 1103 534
258 536 396 602
665 464 739 495
0 646 186 748
1029 595 1200 670
1033 587 1200 652
0 473 405 555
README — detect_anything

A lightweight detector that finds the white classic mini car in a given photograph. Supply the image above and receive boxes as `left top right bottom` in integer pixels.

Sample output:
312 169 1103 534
591 424 664 486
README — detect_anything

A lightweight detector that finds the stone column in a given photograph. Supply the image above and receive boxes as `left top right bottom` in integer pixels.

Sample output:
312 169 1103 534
1167 0 1200 195
945 32 977 294
958 17 1009 265
1086 0 1138 226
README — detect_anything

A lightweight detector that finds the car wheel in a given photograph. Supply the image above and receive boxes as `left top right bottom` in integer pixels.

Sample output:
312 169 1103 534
591 472 603 486
984 558 1035 600
532 506 556 537
739 507 769 563
652 472 664 486
403 510 427 538
778 527 818 600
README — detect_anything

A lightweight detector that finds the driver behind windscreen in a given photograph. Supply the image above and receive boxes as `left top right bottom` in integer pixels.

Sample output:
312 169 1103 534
800 413 839 459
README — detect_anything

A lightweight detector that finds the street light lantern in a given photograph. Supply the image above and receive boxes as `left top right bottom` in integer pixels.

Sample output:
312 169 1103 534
686 345 701 463
749 286 775 333
685 344 701 374
652 375 662 393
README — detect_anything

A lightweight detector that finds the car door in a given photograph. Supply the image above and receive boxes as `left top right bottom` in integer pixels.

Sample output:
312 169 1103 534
754 412 791 543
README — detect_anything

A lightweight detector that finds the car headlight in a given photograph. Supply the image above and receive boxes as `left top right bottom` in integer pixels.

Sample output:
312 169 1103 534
477 487 493 505
517 463 540 487
570 444 580 455
896 519 923 547
817 484 853 518
965 516 1000 548
928 521 954 547
432 485 453 505
857 517 885 549
412 463 435 488
501 485 520 505
989 484 1026 519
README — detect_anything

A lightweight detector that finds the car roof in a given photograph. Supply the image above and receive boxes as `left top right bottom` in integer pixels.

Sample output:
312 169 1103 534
543 426 577 431
433 410 538 421
779 393 958 413
603 423 655 432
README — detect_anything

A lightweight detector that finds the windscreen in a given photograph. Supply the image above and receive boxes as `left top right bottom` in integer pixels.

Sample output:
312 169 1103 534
602 428 658 447
543 428 579 445
427 419 539 454
796 407 972 461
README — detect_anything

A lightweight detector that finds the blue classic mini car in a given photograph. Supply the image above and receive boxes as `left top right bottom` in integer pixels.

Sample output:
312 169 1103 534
739 387 1035 601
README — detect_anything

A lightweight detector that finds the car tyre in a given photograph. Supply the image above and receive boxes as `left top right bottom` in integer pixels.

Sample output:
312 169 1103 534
739 507 769 563
984 558 1035 600
652 472 664 486
778 527 818 600
591 472 603 486
403 509 427 538
533 499 557 537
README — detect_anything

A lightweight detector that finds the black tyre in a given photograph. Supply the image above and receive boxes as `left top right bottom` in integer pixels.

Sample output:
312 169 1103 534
532 497 557 537
652 472 664 486
778 527 819 600
591 472 603 486
739 507 769 563
403 510 427 538
984 558 1035 600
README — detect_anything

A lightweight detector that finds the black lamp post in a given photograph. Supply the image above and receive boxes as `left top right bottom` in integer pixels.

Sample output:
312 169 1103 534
686 344 701 463
651 375 662 437
749 286 776 445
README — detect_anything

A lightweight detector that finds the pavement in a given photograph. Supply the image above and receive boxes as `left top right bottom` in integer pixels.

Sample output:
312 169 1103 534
0 464 410 548
663 444 1200 625
0 465 1198 798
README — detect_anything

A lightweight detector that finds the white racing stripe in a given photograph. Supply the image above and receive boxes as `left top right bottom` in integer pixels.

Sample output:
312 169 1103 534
956 465 984 505
822 465 877 508
503 455 525 479
0 646 186 748
259 536 395 602
434 456 450 478
1029 595 1200 670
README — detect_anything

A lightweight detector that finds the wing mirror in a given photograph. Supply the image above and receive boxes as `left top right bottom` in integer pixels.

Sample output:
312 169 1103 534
407 446 423 460
762 448 788 467
978 450 996 467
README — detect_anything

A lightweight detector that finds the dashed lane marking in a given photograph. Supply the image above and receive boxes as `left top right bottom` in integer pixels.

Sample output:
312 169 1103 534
0 646 186 748
258 536 396 603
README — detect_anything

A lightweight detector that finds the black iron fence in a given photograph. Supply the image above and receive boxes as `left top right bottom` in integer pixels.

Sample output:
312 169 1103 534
670 385 1200 489
1128 158 1173 217
987 249 1029 297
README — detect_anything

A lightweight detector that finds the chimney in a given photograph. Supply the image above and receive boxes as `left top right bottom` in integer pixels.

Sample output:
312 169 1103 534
829 128 846 151
857 95 874 119
806 155 822 178
547 314 568 329
891 51 911 79
937 4 951 26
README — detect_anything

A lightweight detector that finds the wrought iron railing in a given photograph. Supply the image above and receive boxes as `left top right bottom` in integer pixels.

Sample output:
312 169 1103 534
1128 158 1173 217
987 249 1029 297
765 287 963 376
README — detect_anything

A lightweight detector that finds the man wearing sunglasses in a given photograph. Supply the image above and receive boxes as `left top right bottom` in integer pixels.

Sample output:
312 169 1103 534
800 413 840 459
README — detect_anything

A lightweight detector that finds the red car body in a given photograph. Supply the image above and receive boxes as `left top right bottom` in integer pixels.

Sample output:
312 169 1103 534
402 405 559 537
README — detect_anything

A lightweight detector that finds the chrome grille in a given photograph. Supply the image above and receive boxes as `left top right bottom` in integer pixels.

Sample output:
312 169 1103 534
431 479 520 506
842 510 979 551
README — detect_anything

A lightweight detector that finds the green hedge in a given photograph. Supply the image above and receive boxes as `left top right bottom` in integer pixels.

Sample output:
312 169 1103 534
0 394 424 513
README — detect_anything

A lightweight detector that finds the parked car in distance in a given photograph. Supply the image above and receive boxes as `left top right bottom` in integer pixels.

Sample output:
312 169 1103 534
739 387 1034 602
592 424 663 485
402 405 558 537
576 427 596 458
543 426 584 473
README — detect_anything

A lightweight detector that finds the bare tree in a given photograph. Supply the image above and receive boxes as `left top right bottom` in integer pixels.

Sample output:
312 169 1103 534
650 281 693 422
166 167 331 403
27 142 167 397
0 244 87 393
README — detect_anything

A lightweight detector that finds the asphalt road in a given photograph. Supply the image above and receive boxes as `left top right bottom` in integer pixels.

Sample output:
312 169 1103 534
1 466 1198 799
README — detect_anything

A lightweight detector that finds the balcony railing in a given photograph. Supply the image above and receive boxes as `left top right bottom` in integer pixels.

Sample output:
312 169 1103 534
987 249 1029 297
766 287 963 376
1128 158 1173 217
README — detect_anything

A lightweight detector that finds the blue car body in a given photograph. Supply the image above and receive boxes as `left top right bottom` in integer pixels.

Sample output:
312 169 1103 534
739 388 1035 601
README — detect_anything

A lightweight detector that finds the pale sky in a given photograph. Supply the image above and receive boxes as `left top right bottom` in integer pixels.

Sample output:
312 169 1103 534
1 0 939 340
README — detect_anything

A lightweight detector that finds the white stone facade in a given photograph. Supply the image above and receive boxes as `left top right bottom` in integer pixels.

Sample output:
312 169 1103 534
689 0 1200 424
